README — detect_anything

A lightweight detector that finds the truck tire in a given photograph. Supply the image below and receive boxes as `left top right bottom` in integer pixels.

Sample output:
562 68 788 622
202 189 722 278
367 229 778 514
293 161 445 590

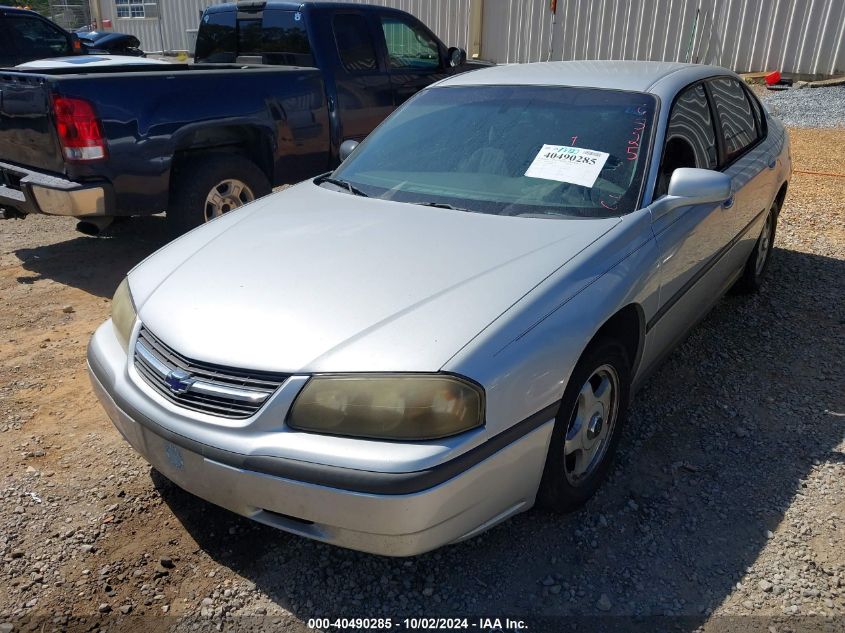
168 154 270 236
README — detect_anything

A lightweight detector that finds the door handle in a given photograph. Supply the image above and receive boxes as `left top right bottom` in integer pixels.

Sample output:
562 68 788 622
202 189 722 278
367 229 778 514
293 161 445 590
722 195 735 209
768 158 777 170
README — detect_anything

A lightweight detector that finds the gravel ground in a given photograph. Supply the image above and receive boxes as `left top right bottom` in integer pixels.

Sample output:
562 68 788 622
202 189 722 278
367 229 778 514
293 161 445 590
760 85 845 128
0 123 843 631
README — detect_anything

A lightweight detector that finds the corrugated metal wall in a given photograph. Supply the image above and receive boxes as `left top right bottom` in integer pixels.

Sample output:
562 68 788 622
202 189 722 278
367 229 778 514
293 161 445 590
95 0 844 75
481 0 845 76
97 0 225 53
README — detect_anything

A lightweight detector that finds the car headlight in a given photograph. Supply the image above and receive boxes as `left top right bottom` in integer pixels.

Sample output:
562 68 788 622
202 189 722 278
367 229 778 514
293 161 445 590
111 278 137 351
287 374 484 440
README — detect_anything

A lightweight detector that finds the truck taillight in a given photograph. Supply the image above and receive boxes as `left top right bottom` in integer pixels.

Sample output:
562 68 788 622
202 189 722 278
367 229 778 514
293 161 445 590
52 96 107 161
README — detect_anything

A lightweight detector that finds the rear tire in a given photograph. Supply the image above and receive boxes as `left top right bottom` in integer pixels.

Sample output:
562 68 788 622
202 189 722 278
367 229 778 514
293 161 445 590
538 338 631 513
733 202 777 294
168 154 270 237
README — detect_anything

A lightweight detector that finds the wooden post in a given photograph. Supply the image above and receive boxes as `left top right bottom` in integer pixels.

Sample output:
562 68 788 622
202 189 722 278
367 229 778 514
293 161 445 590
469 0 484 59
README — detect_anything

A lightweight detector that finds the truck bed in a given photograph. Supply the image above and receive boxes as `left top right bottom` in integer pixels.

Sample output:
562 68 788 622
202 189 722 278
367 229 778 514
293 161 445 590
0 63 327 216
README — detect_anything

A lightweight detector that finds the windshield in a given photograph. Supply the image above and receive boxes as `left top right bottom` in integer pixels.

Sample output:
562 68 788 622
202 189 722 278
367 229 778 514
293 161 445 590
332 85 658 218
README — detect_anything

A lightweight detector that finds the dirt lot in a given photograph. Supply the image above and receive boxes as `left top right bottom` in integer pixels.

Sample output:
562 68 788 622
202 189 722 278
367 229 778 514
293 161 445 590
1 127 843 633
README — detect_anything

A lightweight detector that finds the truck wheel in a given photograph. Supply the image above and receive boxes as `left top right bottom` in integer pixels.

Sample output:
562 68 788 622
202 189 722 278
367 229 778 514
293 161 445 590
537 338 631 513
168 154 270 236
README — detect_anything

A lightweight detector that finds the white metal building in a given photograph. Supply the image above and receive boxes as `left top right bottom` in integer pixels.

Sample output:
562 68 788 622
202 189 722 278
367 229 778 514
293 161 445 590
89 0 844 77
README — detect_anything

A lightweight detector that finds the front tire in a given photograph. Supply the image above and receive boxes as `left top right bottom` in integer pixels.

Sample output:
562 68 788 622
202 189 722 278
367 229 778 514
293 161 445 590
538 338 631 513
168 154 270 237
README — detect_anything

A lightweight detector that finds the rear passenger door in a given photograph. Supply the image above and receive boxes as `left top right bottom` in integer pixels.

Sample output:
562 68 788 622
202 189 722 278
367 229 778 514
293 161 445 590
330 10 393 143
706 77 774 241
377 12 447 106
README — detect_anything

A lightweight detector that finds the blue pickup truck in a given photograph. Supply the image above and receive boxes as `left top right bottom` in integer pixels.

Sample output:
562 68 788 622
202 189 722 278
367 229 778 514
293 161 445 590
0 1 486 234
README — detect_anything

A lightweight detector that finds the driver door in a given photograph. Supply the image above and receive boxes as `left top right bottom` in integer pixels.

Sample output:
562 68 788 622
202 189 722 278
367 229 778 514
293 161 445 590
642 82 734 367
377 13 447 106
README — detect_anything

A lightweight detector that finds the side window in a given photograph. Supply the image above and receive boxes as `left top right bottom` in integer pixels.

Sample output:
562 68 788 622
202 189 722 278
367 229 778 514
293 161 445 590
380 16 440 70
333 13 377 72
745 87 767 138
6 16 72 60
195 11 237 62
708 77 760 164
260 10 314 66
655 84 718 198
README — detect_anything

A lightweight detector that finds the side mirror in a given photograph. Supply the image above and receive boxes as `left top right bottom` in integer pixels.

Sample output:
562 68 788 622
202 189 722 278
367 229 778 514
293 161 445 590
652 168 732 219
447 46 467 68
339 139 359 162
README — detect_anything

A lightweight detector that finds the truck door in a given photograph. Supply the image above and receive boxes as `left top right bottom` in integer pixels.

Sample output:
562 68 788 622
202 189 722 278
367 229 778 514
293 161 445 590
377 12 448 107
330 11 393 143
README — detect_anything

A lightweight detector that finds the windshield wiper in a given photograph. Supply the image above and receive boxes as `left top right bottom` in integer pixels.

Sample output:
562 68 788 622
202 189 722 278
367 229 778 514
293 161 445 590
415 201 471 212
315 175 368 197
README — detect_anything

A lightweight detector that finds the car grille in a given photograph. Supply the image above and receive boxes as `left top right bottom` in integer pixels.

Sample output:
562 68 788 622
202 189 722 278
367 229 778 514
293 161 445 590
133 326 289 419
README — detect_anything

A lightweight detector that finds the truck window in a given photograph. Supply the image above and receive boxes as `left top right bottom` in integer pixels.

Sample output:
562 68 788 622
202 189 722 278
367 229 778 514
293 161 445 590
333 13 377 72
195 9 313 66
5 16 73 61
380 16 439 70
195 10 237 62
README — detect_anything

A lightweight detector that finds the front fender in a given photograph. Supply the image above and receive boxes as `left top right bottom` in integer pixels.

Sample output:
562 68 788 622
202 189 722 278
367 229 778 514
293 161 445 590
445 210 661 437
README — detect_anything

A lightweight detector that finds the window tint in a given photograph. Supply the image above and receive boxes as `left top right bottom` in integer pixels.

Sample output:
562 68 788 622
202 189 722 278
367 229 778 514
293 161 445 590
654 84 719 198
666 84 718 170
746 88 766 137
709 77 760 163
195 9 313 66
380 16 439 70
194 10 236 61
333 13 377 72
5 16 72 59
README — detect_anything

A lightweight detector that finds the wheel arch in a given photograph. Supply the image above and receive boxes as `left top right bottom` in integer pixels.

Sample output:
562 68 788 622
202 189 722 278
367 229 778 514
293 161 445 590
589 303 646 378
170 124 276 188
774 181 788 213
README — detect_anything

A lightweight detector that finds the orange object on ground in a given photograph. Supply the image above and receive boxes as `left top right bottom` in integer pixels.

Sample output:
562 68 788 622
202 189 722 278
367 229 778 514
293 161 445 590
765 71 782 85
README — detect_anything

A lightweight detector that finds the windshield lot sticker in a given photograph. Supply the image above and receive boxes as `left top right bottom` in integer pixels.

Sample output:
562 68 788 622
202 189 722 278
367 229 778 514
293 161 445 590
525 145 609 188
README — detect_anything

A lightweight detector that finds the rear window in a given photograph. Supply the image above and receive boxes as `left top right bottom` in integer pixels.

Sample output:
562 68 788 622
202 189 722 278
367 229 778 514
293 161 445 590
5 16 72 61
708 77 761 164
195 9 313 66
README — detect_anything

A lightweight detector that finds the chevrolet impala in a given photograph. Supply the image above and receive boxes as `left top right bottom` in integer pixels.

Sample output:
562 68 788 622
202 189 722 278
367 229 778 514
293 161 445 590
88 61 791 556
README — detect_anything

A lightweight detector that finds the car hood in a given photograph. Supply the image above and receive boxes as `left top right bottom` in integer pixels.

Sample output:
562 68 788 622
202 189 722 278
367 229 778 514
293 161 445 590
132 183 619 373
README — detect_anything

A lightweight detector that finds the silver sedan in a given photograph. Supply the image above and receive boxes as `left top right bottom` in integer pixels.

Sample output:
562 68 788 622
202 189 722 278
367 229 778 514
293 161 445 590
88 61 791 556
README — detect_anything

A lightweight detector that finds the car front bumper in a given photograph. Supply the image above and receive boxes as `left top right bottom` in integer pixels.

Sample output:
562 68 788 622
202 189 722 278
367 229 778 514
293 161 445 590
0 160 110 217
87 321 555 557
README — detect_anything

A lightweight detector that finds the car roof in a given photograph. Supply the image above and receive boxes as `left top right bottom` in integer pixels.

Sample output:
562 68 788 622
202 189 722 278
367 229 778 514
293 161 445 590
439 60 735 97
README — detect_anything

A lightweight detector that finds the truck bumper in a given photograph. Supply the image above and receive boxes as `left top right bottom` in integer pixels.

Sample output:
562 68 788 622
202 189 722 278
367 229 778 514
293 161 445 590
0 160 110 217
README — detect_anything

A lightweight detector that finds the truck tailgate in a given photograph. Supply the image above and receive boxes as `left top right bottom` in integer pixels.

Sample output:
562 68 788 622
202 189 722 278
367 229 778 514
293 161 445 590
0 73 65 174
